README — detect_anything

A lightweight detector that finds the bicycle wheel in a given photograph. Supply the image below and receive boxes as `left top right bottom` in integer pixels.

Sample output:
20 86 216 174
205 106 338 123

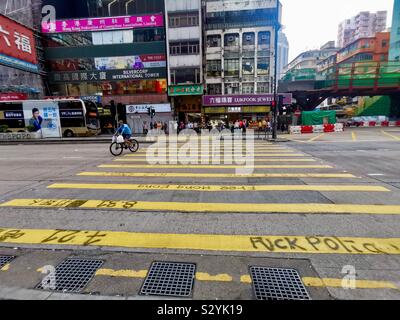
129 139 139 153
110 142 124 156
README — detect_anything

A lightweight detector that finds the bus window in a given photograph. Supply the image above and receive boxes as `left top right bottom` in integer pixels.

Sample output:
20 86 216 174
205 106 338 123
0 102 25 130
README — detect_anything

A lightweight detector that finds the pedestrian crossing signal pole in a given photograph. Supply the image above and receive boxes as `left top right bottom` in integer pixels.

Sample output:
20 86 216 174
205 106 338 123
272 0 281 140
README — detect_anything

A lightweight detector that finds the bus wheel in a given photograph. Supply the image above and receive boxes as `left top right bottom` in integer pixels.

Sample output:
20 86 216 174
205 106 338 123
64 130 74 138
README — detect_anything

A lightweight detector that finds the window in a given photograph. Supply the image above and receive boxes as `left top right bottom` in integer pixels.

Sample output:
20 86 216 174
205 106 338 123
170 41 200 55
224 33 239 47
258 31 271 46
171 68 200 84
243 32 255 46
207 60 222 77
207 84 222 95
224 83 240 94
207 35 221 48
242 83 254 94
257 82 270 93
169 12 199 28
257 58 270 75
242 59 255 75
224 59 239 76
382 40 388 47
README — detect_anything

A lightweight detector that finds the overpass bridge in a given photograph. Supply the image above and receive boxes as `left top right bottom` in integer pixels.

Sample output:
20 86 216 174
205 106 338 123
279 61 400 117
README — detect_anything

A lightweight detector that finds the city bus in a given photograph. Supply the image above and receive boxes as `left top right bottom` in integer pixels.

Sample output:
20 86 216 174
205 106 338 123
0 99 100 137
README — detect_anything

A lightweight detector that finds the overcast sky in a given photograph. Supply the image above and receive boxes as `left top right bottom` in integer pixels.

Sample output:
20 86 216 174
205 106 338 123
281 0 394 61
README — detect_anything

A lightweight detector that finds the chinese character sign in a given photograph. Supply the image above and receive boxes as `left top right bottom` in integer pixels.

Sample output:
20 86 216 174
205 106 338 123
41 14 164 34
0 15 38 68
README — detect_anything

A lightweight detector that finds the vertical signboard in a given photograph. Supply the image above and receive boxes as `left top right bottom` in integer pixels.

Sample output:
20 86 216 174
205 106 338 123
23 101 61 138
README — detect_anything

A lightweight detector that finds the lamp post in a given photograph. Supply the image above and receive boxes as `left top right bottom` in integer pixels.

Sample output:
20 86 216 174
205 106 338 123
272 0 281 140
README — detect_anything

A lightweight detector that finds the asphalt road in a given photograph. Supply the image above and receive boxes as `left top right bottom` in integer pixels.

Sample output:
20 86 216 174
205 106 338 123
0 126 399 300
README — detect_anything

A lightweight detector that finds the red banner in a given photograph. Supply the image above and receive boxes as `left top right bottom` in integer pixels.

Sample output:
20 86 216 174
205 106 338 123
0 15 38 65
0 93 28 101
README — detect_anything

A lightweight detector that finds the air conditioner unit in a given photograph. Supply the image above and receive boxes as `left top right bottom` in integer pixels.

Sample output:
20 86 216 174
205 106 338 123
246 35 252 41
231 83 239 88
228 36 235 42
212 66 218 71
261 35 268 40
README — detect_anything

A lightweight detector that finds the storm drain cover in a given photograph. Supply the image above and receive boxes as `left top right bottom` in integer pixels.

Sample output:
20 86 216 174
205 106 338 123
250 266 311 300
36 258 104 293
0 256 15 269
140 262 196 297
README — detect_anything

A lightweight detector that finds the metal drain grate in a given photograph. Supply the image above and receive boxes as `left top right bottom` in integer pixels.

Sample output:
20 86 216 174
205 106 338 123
250 266 311 300
140 262 196 297
0 256 15 269
36 258 104 293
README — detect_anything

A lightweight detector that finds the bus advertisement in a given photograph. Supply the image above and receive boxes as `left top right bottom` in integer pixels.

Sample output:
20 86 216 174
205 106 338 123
0 99 100 138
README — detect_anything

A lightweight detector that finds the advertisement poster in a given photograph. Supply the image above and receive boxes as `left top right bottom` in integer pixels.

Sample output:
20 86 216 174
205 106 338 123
23 101 61 138
95 55 166 71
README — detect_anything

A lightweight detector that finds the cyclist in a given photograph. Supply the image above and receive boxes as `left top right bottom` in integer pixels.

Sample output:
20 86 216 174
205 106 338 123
115 120 133 148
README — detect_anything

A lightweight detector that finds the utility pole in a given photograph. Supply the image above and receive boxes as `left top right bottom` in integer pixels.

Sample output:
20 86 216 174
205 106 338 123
272 0 281 140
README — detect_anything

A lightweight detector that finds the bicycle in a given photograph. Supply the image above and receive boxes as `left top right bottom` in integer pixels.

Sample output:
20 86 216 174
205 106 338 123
109 135 139 156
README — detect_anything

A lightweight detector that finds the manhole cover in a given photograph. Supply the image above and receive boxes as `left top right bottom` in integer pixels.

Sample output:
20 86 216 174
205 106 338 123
36 258 104 293
250 266 311 300
140 262 196 297
0 256 15 269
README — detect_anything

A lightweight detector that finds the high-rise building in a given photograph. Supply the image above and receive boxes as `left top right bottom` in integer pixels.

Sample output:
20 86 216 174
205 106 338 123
390 0 400 61
337 11 387 48
41 0 170 133
203 0 282 123
277 31 289 80
0 0 44 97
165 0 203 123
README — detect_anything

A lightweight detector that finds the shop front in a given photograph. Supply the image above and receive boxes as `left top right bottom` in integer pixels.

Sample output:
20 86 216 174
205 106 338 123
168 84 203 124
126 103 172 134
202 94 292 128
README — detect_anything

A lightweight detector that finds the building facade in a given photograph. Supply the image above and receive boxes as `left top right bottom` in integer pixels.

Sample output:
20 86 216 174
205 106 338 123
277 31 289 80
165 0 203 123
337 11 387 48
203 0 282 123
41 0 169 133
390 0 400 61
0 0 44 97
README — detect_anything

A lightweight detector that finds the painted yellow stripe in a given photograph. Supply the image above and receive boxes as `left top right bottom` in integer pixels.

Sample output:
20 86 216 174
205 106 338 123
308 133 325 142
78 172 357 179
137 150 296 154
0 227 399 255
0 263 10 271
98 164 332 169
381 130 400 141
95 268 148 278
116 158 318 163
125 154 306 157
241 276 399 290
196 273 233 282
47 183 390 193
94 268 232 282
302 277 399 290
2 198 400 215
352 131 357 141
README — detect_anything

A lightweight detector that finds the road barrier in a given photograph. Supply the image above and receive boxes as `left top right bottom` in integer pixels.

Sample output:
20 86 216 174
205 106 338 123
290 123 344 135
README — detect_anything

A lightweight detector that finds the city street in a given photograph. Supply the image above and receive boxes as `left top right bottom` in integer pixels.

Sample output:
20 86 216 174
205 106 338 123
0 127 399 300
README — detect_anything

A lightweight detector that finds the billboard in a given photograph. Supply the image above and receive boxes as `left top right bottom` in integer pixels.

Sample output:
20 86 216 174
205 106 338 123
42 14 164 34
95 54 166 71
126 104 171 114
22 101 62 138
0 15 38 73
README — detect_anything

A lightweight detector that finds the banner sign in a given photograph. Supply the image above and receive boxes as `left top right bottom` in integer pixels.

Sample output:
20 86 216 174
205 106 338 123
49 68 167 83
0 93 28 101
4 111 24 119
0 15 38 72
168 84 204 96
95 54 166 71
203 94 292 106
126 104 171 114
42 14 164 34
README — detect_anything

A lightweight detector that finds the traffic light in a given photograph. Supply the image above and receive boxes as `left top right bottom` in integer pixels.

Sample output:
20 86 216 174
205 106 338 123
151 108 156 117
271 100 277 111
278 95 284 115
147 107 151 116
